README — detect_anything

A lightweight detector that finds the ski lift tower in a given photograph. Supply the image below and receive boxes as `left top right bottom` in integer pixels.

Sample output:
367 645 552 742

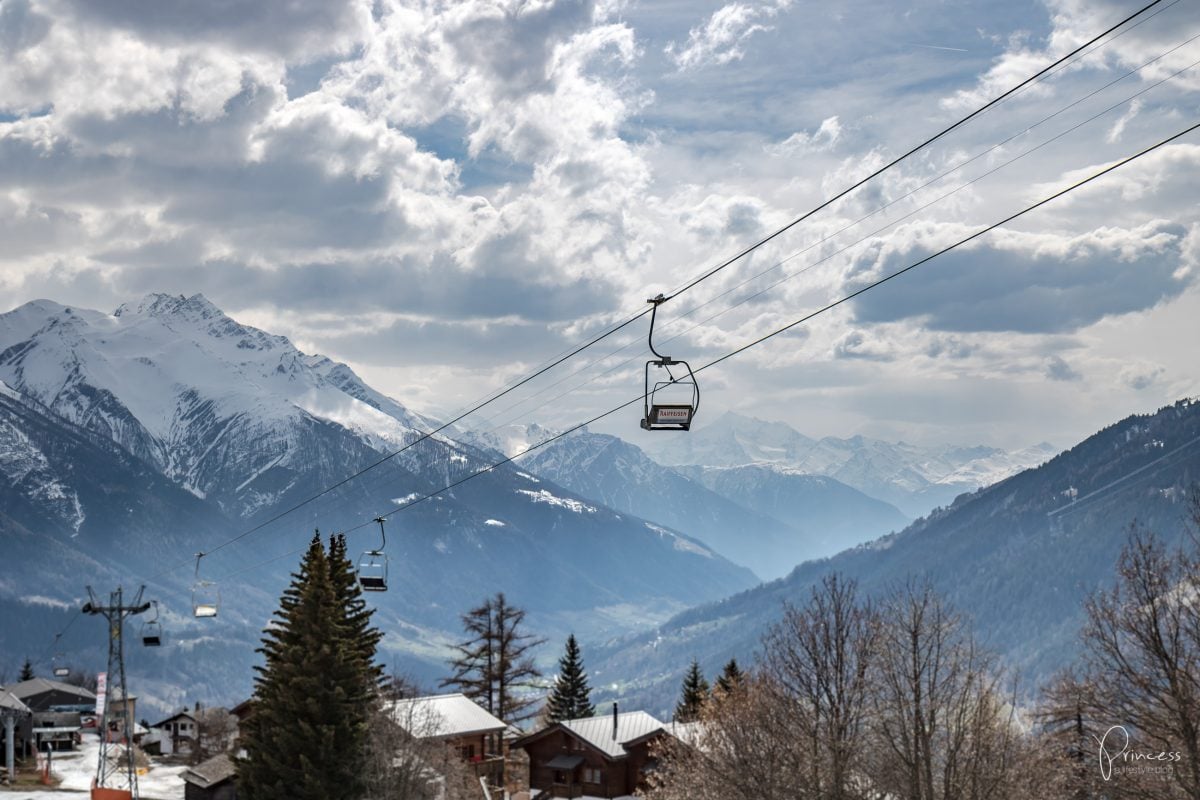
82 586 150 800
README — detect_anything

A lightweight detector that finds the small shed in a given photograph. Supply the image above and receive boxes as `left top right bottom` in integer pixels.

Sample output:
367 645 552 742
182 753 237 800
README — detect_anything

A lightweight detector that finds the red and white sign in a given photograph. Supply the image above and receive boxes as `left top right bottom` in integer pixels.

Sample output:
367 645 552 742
95 672 107 717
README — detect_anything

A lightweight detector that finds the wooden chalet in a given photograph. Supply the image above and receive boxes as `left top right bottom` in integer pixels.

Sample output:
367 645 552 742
512 705 671 799
389 693 510 794
182 753 237 800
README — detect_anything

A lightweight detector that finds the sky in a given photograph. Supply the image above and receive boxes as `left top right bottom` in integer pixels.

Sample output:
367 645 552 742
1 0 1198 451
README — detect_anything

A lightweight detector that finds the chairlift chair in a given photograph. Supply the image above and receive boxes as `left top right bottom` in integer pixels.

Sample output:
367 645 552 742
640 294 700 431
142 600 163 647
192 553 220 618
357 518 389 592
52 654 70 678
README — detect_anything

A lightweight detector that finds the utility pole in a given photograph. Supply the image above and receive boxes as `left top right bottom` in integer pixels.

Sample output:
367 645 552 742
82 586 150 800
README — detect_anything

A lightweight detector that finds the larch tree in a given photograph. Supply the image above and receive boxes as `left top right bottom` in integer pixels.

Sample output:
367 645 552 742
674 659 710 723
441 592 545 725
546 634 595 722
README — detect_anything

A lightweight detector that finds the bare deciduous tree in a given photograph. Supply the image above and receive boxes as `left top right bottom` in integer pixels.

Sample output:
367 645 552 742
1080 524 1200 800
364 698 479 800
762 573 878 799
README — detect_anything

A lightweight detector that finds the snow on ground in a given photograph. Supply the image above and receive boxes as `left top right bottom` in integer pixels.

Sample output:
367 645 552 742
27 732 186 800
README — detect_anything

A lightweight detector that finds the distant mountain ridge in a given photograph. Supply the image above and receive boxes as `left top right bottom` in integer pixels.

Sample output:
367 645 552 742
643 410 1057 516
519 428 908 578
592 399 1200 718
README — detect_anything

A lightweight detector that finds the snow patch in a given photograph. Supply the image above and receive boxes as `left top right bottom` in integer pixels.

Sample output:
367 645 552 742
516 488 596 514
484 519 506 527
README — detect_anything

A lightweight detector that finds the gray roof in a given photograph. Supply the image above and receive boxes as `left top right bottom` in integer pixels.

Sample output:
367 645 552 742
561 711 666 759
387 693 508 739
182 754 237 788
0 691 32 716
4 677 96 702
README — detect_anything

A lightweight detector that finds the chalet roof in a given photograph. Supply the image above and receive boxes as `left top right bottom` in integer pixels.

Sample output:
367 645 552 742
387 693 508 739
514 710 667 761
4 677 96 702
0 691 31 716
562 711 666 759
182 754 236 789
152 711 197 728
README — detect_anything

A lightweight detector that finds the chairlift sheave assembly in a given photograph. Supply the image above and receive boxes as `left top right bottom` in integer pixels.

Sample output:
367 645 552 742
192 553 220 618
640 294 700 431
357 517 389 592
141 600 163 647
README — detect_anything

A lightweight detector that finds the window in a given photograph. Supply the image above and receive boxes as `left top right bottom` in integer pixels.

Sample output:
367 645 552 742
584 768 604 784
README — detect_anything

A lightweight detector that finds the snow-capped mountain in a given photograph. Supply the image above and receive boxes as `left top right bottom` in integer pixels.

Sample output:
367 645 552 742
0 294 445 516
0 295 756 711
643 411 1057 517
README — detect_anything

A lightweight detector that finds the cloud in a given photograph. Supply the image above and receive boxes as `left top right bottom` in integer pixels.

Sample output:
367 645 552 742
1119 360 1165 390
771 116 842 153
1044 354 1081 381
844 219 1193 333
666 0 792 70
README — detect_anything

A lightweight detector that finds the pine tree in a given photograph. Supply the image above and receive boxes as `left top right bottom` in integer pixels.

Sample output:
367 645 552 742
674 658 710 722
19 658 35 681
714 658 744 696
441 592 545 725
238 532 382 800
546 634 595 722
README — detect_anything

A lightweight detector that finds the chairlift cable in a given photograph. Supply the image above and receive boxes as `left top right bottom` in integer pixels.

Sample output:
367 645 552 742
466 23 1200 436
658 0 1174 303
213 117 1200 585
472 52 1200 437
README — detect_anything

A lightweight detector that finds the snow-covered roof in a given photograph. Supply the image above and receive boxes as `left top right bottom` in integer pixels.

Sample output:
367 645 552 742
562 710 666 759
515 710 667 760
5 677 96 701
387 693 507 739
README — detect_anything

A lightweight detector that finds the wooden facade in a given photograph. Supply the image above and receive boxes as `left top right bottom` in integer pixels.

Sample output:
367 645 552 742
517 725 665 798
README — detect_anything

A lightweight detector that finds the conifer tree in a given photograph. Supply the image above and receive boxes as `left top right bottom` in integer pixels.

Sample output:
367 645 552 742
546 634 595 722
19 658 35 681
441 592 545 724
714 658 744 696
238 532 382 800
674 658 710 722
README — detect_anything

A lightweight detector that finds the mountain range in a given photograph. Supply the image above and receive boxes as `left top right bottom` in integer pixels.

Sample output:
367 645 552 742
0 294 755 711
1 291 1169 726
590 399 1200 717
643 411 1058 517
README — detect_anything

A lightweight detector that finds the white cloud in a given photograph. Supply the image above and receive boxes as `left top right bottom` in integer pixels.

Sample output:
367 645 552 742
666 0 792 70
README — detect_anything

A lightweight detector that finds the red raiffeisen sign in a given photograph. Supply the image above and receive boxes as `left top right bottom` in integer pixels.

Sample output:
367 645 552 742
655 406 692 423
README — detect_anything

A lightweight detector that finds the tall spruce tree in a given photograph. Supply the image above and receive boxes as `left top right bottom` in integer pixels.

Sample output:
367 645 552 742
441 592 545 724
238 532 381 800
674 658 710 722
19 658 35 681
545 634 595 722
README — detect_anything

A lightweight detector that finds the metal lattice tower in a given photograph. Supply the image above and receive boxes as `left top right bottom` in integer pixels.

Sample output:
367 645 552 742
82 586 149 800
